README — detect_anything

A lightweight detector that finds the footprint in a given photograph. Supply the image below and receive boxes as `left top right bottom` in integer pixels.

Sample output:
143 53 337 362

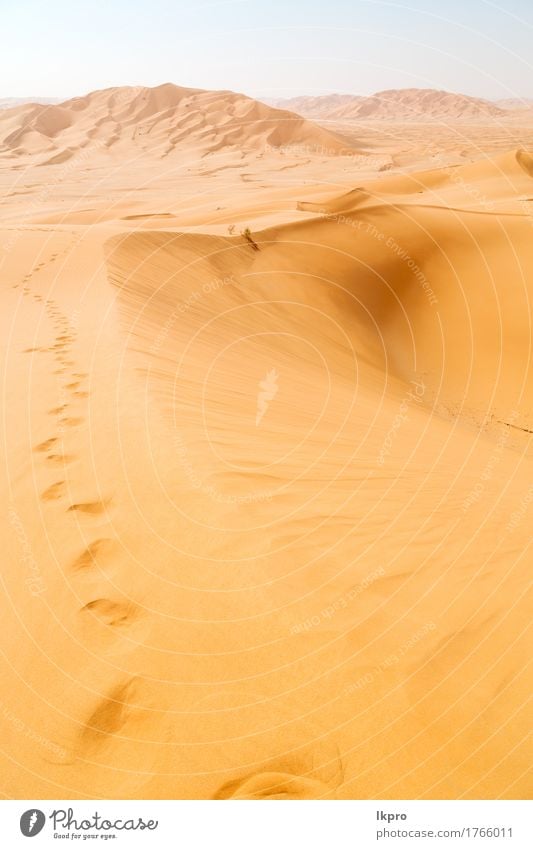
81 598 136 627
65 381 81 390
68 499 110 515
80 679 138 746
48 406 67 415
73 391 89 399
41 481 66 501
34 437 58 452
59 416 83 427
46 452 75 466
71 538 117 570
213 772 337 800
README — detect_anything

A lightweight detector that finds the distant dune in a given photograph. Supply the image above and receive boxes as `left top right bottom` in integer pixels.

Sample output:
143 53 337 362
497 97 533 110
0 96 62 109
0 83 357 164
269 88 515 121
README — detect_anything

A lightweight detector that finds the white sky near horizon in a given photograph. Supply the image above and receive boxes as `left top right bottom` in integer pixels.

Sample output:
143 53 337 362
1 0 532 102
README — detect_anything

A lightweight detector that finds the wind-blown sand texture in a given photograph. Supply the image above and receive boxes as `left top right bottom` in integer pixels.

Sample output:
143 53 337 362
0 85 531 799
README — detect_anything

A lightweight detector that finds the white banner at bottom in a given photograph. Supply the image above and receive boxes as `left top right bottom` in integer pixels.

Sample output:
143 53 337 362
1 800 530 848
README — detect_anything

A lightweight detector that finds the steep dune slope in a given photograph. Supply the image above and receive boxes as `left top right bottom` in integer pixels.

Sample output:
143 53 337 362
300 149 533 424
98 149 531 798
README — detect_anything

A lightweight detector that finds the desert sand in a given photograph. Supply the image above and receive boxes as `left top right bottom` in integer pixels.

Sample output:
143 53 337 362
0 84 531 800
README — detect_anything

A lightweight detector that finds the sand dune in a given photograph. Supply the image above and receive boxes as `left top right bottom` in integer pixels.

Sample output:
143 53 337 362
271 88 511 121
0 87 531 802
296 150 533 425
0 83 356 163
0 96 62 110
498 98 533 111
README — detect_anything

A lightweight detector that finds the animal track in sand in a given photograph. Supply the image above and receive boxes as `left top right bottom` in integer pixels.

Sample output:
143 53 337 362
213 772 336 800
67 499 110 515
81 598 137 627
34 437 58 452
70 538 117 571
80 679 139 748
59 416 84 427
41 481 66 501
46 452 76 466
65 381 81 391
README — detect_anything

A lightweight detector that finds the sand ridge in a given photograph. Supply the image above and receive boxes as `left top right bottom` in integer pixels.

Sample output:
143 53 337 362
269 88 522 122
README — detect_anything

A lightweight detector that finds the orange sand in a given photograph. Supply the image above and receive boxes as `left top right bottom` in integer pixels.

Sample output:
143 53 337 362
0 85 531 799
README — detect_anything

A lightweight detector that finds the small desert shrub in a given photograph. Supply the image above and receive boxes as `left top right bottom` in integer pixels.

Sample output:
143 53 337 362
242 227 260 251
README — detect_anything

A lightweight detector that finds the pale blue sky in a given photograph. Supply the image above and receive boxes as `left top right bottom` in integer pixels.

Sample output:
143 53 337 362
1 0 532 100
